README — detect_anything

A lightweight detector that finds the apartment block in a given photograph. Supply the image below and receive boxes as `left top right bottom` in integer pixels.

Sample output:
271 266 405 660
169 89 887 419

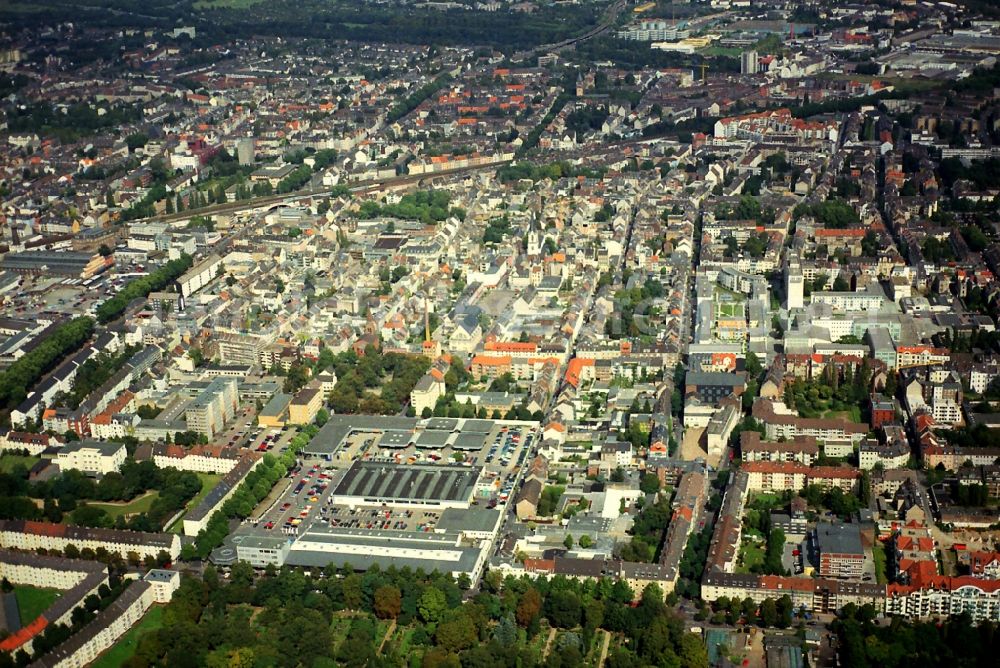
55 440 126 476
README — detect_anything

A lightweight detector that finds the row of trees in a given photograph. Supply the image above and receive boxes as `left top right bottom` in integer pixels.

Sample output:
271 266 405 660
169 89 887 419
95 254 193 323
185 427 318 560
387 74 452 123
0 316 94 413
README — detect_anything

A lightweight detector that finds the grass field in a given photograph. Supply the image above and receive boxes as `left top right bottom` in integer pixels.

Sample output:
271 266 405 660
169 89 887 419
736 537 766 574
166 472 222 533
873 541 888 585
0 455 39 473
88 491 160 520
717 303 744 318
824 406 863 424
91 606 164 668
747 492 786 512
699 46 741 58
14 585 60 623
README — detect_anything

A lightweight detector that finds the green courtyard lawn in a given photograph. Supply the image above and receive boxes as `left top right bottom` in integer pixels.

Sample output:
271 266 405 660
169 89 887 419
717 303 744 318
0 454 39 473
747 492 787 512
14 585 60 622
873 540 888 585
166 472 222 533
736 536 766 574
823 406 863 424
87 490 160 521
91 606 164 668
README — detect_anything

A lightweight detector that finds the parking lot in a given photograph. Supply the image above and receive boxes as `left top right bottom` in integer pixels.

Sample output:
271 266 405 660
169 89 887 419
253 457 342 536
243 418 540 540
323 506 442 533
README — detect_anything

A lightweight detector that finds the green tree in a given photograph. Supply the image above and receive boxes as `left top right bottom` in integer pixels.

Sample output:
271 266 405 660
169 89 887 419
639 473 661 495
418 587 447 624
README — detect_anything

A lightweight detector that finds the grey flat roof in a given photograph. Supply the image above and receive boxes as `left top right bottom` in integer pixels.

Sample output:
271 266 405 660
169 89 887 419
332 460 479 503
306 415 419 455
436 507 501 533
287 526 481 573
415 430 451 448
452 432 488 451
237 534 292 550
260 392 292 417
380 429 414 448
144 569 176 583
425 418 459 431
815 522 864 556
462 419 495 433
60 440 124 455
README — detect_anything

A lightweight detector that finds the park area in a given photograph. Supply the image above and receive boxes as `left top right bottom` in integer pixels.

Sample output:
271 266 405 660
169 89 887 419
87 491 161 521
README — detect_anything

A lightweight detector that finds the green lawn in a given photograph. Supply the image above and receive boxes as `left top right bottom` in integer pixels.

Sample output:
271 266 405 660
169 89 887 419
330 615 353 650
747 492 787 512
166 472 222 533
91 606 164 668
87 491 160 520
14 585 60 623
736 538 765 574
824 406 863 424
699 46 742 58
873 541 888 585
0 454 39 474
717 303 744 318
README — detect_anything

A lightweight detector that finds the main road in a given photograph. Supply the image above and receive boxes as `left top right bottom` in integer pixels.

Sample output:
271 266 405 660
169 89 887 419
511 0 628 62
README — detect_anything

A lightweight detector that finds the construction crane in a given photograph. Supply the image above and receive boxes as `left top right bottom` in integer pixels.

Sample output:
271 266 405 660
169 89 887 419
700 63 709 82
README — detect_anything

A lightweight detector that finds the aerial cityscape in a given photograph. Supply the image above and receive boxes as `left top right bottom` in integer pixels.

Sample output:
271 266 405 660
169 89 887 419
0 0 999 666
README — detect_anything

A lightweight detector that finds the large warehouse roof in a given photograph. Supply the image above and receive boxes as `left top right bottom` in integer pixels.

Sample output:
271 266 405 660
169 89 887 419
331 461 479 505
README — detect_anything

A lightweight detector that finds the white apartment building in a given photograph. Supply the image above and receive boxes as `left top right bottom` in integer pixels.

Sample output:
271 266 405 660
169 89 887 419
184 377 238 438
36 580 157 668
177 253 222 297
55 440 126 475
810 290 886 312
0 520 181 560
144 568 181 603
886 579 1000 622
859 440 911 470
152 444 241 474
